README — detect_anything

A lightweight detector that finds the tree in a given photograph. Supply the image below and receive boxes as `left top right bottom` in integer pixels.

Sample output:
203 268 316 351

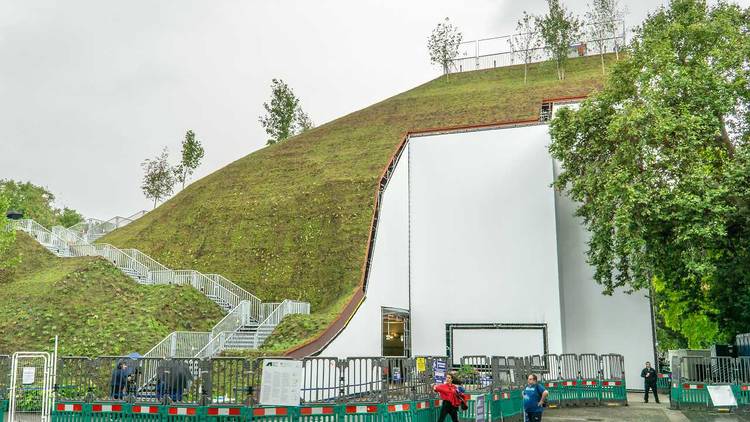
0 190 19 281
296 109 315 134
141 147 175 209
537 0 582 80
174 130 205 190
548 0 750 347
585 0 626 73
508 11 543 84
0 180 83 228
259 79 314 145
57 207 83 228
427 17 463 79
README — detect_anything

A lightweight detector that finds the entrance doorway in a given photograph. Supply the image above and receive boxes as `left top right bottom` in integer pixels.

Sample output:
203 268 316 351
382 308 410 357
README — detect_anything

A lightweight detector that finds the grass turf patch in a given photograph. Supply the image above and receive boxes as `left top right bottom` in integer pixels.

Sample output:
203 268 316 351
102 55 615 351
0 233 224 355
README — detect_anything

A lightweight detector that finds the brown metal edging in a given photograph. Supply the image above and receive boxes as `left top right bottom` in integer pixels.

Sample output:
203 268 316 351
285 97 587 358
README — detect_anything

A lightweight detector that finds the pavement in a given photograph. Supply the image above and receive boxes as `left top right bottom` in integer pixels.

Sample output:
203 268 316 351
542 393 750 422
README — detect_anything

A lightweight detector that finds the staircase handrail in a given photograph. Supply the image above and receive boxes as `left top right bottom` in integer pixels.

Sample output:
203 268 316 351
205 274 262 321
121 249 169 273
252 300 311 348
144 331 212 358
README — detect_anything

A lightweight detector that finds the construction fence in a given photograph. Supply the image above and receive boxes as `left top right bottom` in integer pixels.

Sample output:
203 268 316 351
0 353 627 422
669 356 750 411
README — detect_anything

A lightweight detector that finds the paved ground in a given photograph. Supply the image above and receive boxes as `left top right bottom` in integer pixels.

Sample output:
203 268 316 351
542 393 750 422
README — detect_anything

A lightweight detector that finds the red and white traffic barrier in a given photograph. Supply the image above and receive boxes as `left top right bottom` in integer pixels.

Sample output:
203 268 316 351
500 392 511 400
602 381 622 387
562 381 577 387
416 401 430 410
682 383 705 390
387 404 410 413
741 385 750 392
545 382 557 388
300 407 335 415
253 408 289 417
345 405 379 414
91 404 122 413
56 404 82 412
433 400 441 407
168 407 197 416
207 407 243 416
132 405 159 414
581 380 597 386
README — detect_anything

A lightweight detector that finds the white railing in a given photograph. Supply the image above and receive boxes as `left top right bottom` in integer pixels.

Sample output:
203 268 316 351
205 274 263 320
450 19 626 74
11 218 312 356
144 331 212 358
68 209 148 241
252 300 311 349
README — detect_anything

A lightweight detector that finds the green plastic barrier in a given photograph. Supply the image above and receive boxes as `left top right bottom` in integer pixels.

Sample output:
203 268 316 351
732 384 750 408
558 380 578 407
576 379 600 406
205 404 252 422
51 402 88 422
670 382 710 409
411 400 435 422
88 403 130 422
656 373 671 393
342 403 384 422
1 400 7 422
541 381 562 408
600 380 627 406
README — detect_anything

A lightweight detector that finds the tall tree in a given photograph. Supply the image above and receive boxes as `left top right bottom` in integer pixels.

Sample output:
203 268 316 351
0 180 83 228
296 109 315 134
508 11 543 84
174 130 205 190
259 79 303 145
538 0 582 80
141 147 175 209
585 0 626 73
427 17 463 79
548 0 750 347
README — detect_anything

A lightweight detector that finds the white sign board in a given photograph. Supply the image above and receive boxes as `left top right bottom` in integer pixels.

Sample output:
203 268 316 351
22 367 36 385
260 359 303 407
707 385 737 408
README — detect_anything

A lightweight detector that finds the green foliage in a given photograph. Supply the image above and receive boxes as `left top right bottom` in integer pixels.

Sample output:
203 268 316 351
0 233 223 355
456 364 478 382
141 147 175 209
549 0 750 348
585 0 626 71
259 79 312 145
0 179 84 228
57 207 84 228
175 130 205 190
427 17 463 77
0 191 18 279
509 12 543 84
104 55 613 350
258 313 334 352
538 0 582 80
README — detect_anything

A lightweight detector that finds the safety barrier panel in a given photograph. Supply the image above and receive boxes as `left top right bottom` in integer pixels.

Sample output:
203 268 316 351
1 399 7 422
669 356 750 411
656 373 671 393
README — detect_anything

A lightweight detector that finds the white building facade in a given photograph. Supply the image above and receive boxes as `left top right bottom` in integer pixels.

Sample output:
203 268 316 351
320 115 655 389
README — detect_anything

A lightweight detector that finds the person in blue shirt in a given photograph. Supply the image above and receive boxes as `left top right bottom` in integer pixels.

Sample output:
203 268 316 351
522 374 548 422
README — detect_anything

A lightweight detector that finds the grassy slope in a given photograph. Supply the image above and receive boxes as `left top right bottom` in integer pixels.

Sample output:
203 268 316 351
103 56 613 351
0 233 224 355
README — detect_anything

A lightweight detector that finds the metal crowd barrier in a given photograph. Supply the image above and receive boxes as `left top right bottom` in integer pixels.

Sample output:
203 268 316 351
670 356 750 411
0 353 626 422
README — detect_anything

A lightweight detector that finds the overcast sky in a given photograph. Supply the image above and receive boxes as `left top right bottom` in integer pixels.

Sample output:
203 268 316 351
1 0 746 219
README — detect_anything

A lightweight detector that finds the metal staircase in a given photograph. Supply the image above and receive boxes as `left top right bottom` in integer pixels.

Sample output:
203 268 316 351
8 218 311 358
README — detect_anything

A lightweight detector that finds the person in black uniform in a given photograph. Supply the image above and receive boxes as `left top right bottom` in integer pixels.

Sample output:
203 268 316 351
641 361 659 403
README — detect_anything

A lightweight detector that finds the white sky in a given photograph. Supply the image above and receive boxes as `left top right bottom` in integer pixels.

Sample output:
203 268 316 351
1 0 746 219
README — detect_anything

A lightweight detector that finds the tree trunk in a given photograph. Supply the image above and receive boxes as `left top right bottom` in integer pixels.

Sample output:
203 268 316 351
153 197 157 209
718 114 735 158
524 63 528 84
601 52 605 75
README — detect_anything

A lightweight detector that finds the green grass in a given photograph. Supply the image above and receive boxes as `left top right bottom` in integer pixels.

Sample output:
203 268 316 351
0 233 224 355
103 56 615 351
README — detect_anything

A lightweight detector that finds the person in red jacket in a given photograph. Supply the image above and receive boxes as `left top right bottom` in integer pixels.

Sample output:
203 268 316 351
433 373 464 422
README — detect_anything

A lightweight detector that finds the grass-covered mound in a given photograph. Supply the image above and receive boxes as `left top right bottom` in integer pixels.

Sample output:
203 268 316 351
0 233 224 355
103 55 614 351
